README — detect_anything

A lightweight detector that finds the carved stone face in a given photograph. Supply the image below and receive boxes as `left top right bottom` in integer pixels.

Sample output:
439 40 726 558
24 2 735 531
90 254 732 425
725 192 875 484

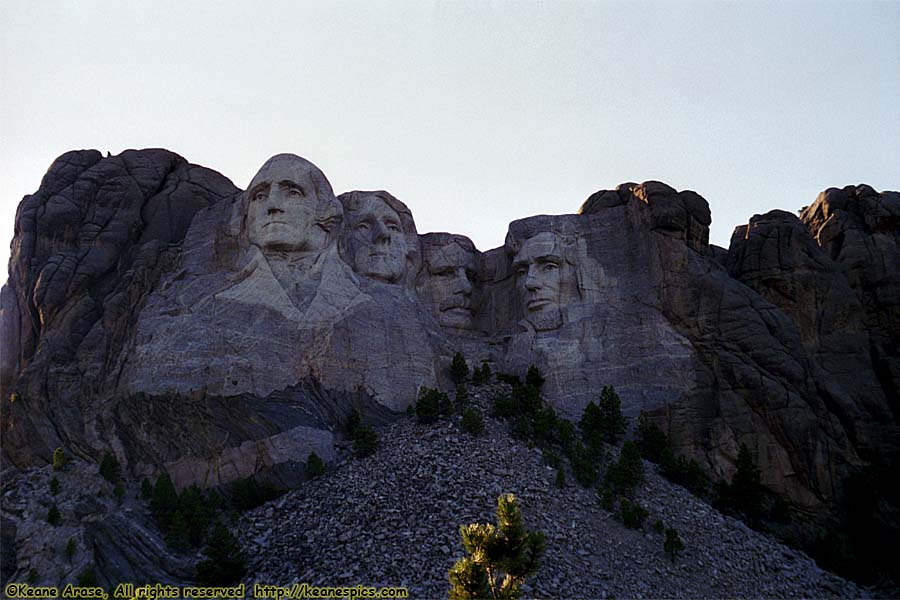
345 195 409 283
512 232 574 331
245 155 339 255
419 239 477 331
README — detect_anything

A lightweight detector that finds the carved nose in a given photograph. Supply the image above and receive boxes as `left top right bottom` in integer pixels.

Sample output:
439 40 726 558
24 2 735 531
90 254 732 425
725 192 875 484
525 271 540 290
455 270 473 295
373 221 391 243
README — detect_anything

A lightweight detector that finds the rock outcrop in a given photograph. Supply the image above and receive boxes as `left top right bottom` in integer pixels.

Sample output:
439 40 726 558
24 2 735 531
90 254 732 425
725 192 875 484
1 150 897 521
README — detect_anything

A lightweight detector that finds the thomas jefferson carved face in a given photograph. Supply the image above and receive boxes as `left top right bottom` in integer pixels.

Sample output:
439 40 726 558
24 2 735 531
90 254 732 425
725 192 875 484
418 236 477 331
344 195 409 283
245 155 340 255
512 232 575 331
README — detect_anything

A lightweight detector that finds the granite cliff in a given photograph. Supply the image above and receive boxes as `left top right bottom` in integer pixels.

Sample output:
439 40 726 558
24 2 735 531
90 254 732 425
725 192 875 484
1 149 897 519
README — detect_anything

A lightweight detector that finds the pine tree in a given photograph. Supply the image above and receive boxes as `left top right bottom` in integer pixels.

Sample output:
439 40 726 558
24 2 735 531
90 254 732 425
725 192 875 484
606 441 644 496
48 505 61 526
65 538 77 562
664 528 684 562
166 509 191 551
306 452 325 478
461 409 484 436
141 478 153 500
451 352 469 384
455 385 469 414
449 494 545 599
50 477 60 495
732 443 764 519
99 452 121 484
151 472 179 531
636 412 669 463
195 521 246 585
525 365 545 390
597 385 627 444
52 447 68 471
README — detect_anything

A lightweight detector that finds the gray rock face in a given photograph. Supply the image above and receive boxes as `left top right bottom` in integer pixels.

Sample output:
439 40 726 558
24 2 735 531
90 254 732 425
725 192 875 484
1 150 898 521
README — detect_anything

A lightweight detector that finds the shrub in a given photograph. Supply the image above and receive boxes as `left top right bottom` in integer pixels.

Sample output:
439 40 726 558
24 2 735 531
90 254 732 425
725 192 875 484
345 407 363 437
141 478 153 500
48 505 61 526
195 521 246 585
543 450 561 470
653 519 664 534
454 385 469 414
636 412 669 463
99 452 121 484
660 451 707 496
448 494 545 599
151 472 179 531
52 447 68 471
231 478 281 513
352 424 379 457
306 452 326 478
619 498 648 529
525 365 545 389
496 373 521 386
450 352 469 384
113 482 125 502
416 389 440 424
598 486 616 511
555 469 566 489
76 570 98 587
606 441 644 496
714 444 763 520
491 393 516 418
472 362 492 385
461 409 484 436
571 443 598 488
50 477 60 495
65 538 76 561
664 528 684 562
405 404 415 418
597 385 627 444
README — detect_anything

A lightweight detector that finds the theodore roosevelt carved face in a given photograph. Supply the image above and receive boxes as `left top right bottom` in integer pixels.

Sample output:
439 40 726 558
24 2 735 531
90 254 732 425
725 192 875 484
245 154 341 256
339 191 419 285
418 234 478 332
512 231 578 331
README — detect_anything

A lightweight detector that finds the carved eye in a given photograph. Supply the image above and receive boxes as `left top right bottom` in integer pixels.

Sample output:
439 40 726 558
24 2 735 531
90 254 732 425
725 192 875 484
542 263 559 272
439 268 455 277
288 187 304 197
357 222 370 231
516 266 528 277
253 191 267 202
465 269 476 280
387 222 401 233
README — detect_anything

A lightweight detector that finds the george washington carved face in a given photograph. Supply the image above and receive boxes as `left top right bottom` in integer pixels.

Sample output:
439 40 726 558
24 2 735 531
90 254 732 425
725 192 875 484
245 154 341 255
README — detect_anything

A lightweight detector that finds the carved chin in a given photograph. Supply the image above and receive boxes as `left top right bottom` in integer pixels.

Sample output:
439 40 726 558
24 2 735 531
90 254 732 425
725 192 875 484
439 308 474 329
526 309 563 332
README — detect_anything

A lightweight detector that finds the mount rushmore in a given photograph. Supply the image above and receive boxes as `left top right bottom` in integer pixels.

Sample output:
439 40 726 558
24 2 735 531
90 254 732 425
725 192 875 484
1 148 898 514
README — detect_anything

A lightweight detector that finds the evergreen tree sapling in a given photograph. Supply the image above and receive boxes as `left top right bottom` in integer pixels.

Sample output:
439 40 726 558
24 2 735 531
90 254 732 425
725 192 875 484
195 521 247 585
306 452 326 478
450 352 469 385
524 365 544 390
99 452 121 484
449 494 546 599
52 447 68 471
664 528 684 562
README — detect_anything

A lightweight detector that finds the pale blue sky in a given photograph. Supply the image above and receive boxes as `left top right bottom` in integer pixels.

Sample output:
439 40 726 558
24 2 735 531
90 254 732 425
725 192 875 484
2 1 898 281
